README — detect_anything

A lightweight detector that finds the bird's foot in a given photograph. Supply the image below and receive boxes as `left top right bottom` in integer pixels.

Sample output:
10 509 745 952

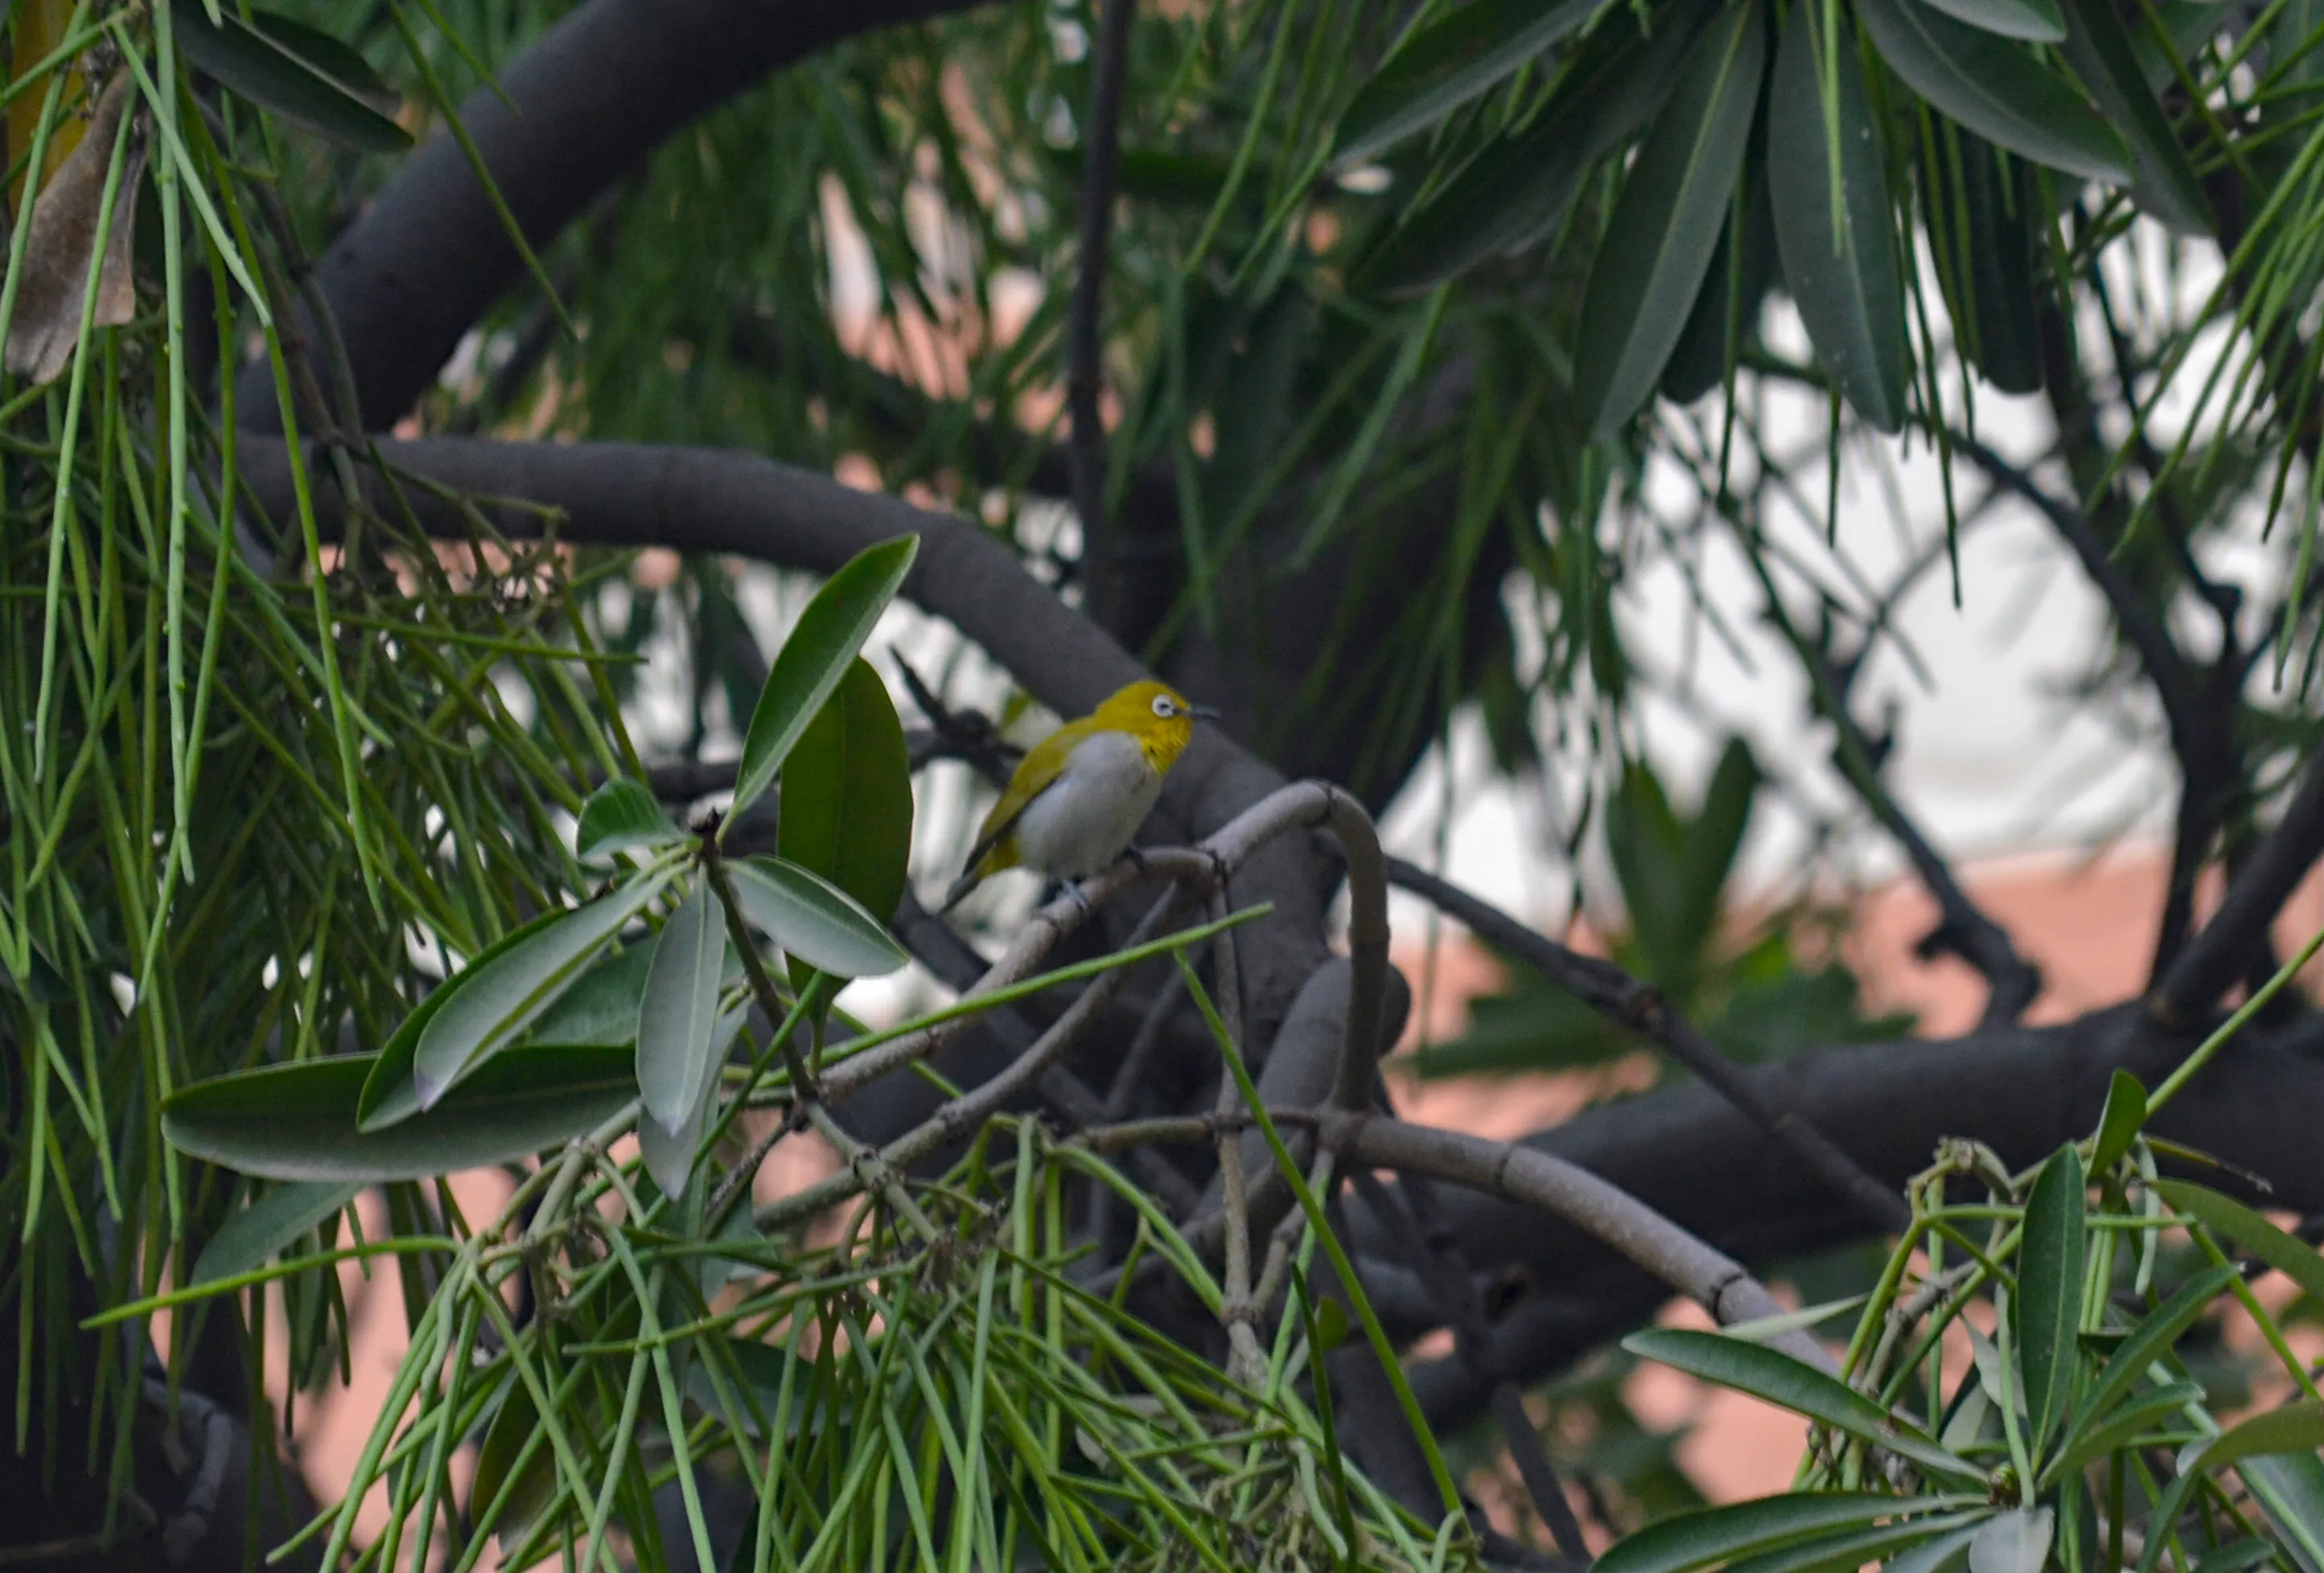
1117 845 1151 879
1059 880 1093 919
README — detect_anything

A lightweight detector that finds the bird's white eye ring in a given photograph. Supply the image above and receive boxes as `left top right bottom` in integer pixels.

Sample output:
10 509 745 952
1151 695 1174 717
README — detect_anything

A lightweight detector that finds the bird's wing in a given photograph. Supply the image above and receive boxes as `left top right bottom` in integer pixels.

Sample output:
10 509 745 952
944 722 1088 903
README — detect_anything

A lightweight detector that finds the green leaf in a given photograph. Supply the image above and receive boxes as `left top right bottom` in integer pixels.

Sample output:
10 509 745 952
1726 1513 1992 1573
2152 1180 2324 1308
2070 1265 2237 1443
730 856 906 980
1857 0 2133 182
170 0 412 153
1354 9 1697 294
1915 0 2064 42
1967 1507 2054 1573
1663 163 1779 405
2185 1401 2324 1475
1623 1328 1985 1484
2244 1448 2324 1573
1886 1522 1985 1573
1334 0 1609 164
1573 0 1767 439
358 906 577 1132
2042 1380 2204 1483
640 1007 744 1201
730 536 919 824
636 881 729 1139
410 871 673 1114
2015 1142 2087 1453
471 1376 555 1546
1595 1493 1980 1573
191 1180 364 1285
1768 12 1911 433
2090 1069 2149 1174
1924 129 2047 395
164 1047 637 1182
2188 1542 2286 1573
1688 738 1762 914
777 658 912 938
524 942 656 1048
2055 0 2214 233
577 778 683 860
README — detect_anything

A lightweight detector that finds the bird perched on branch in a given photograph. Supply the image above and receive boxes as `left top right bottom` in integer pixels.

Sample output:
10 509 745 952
941 680 1218 913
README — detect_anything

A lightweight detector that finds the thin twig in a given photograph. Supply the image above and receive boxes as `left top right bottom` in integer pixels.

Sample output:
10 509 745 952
1383 856 1911 1235
1351 1170 1588 1560
1065 0 1136 630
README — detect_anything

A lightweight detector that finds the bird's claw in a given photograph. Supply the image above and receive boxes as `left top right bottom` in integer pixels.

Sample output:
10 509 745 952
1060 880 1093 918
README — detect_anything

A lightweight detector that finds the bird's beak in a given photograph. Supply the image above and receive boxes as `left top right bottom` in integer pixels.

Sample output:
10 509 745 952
1189 704 1222 721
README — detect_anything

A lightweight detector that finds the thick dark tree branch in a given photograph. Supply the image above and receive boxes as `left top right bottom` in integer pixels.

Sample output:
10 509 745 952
1065 0 1135 631
1351 1001 2324 1430
242 0 994 432
241 435 1336 1052
1384 856 1911 1235
2151 745 2324 1025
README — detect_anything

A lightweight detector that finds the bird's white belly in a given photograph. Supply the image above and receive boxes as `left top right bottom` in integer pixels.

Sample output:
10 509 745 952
1013 729 1165 879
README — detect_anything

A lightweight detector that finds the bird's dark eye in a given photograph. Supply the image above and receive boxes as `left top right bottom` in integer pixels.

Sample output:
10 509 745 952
1151 696 1174 717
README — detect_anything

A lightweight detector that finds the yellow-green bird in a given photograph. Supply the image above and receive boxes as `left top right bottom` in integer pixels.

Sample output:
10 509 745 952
941 680 1218 912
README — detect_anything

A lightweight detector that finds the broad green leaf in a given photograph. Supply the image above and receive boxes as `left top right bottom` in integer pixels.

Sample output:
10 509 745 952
1623 1329 1984 1484
2056 0 2214 233
1726 1513 1992 1573
2091 1069 2149 1175
1663 166 1779 405
577 778 682 860
2043 1380 2206 1482
1858 0 2133 183
2153 1181 2324 1305
1968 1507 2054 1573
2244 1448 2324 1573
640 1008 743 1200
1768 13 1911 433
191 1180 364 1285
1334 0 1608 164
524 943 656 1048
2142 1393 2324 1566
471 1375 556 1546
2071 1264 2237 1440
1595 1493 1980 1573
777 658 912 937
1887 1522 1985 1573
410 870 673 1113
2187 1542 2285 1573
358 905 577 1131
730 856 907 980
171 0 412 153
1354 10 1697 294
164 1047 637 1182
730 536 919 825
637 881 730 1138
1915 0 2063 42
2015 1142 2087 1452
1574 0 1767 439
1925 129 2046 395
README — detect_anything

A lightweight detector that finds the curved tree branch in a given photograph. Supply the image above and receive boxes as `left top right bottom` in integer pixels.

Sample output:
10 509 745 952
243 0 996 431
2151 745 2324 1026
241 434 1338 1050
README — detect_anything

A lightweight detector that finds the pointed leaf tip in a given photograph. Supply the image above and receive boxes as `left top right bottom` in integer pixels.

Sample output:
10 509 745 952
1573 0 1767 439
730 536 919 827
1769 10 1911 433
